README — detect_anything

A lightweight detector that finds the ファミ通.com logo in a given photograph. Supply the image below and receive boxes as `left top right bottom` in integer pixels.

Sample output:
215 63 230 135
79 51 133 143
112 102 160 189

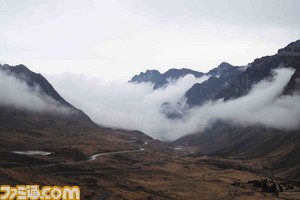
0 185 80 200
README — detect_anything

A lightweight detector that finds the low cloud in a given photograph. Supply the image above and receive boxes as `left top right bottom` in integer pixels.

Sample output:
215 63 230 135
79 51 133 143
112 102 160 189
47 74 208 138
186 68 300 136
0 70 70 114
47 68 299 140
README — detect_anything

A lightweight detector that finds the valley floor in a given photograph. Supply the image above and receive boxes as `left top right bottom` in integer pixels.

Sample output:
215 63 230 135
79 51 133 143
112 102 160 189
0 129 299 200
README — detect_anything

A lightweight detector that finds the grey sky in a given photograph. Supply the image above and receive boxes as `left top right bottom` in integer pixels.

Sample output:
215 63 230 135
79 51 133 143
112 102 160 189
0 0 299 80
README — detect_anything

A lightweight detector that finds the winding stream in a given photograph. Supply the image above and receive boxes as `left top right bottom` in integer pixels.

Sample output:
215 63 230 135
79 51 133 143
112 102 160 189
12 150 51 156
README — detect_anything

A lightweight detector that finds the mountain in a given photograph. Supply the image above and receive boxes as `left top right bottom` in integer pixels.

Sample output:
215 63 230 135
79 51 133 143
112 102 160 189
129 69 168 89
173 40 300 181
184 40 300 106
174 122 300 180
163 68 204 79
185 62 242 106
215 40 300 101
206 62 240 77
129 68 204 89
283 69 300 95
0 64 72 107
0 63 171 199
1 41 300 198
0 63 98 130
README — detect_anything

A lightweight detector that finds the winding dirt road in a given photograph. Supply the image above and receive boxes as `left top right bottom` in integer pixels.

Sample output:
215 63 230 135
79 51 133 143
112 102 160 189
89 148 145 161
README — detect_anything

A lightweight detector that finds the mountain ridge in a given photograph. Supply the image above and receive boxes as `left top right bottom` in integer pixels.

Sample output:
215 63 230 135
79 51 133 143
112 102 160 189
185 62 242 106
0 63 98 130
215 39 300 101
129 67 205 89
172 40 300 181
1 40 300 198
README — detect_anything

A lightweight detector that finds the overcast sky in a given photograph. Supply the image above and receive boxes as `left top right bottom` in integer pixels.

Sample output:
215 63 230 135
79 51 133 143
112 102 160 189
0 0 299 80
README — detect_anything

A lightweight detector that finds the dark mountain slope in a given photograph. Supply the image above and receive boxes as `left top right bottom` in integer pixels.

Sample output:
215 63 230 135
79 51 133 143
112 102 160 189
0 63 98 130
0 64 72 107
206 62 238 77
174 40 300 180
163 68 204 80
129 69 168 89
184 40 300 106
283 69 300 95
174 123 300 180
185 62 241 106
215 40 300 101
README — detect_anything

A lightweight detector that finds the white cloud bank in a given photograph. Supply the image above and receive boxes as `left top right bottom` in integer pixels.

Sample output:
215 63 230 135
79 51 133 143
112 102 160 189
187 68 300 134
47 74 208 137
47 68 300 141
0 70 70 114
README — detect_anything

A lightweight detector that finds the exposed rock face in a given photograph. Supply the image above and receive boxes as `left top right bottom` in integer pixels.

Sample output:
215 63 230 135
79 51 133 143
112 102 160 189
207 62 238 77
173 40 300 181
215 40 300 101
129 68 204 89
283 69 300 95
184 40 300 106
248 179 295 195
215 57 283 101
277 39 300 56
130 69 168 89
185 62 241 106
163 68 204 80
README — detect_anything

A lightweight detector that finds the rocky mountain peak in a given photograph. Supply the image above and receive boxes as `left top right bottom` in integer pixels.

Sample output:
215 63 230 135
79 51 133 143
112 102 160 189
130 69 167 89
163 68 204 80
13 64 30 72
185 62 242 106
130 68 204 89
207 62 237 77
278 39 300 55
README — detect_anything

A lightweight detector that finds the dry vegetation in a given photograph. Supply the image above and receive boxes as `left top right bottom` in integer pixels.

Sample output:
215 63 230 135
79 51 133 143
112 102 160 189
0 128 299 200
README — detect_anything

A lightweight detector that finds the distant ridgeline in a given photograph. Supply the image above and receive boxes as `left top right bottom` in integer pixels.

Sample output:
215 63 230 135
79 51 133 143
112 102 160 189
129 68 204 89
130 40 300 107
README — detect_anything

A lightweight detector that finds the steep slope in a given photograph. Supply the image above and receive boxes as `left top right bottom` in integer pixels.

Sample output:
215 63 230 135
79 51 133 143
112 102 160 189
185 62 242 106
129 69 168 89
215 40 300 101
206 62 239 77
174 123 300 179
283 69 300 95
184 40 300 106
174 40 300 180
129 68 204 89
0 63 98 130
0 64 72 107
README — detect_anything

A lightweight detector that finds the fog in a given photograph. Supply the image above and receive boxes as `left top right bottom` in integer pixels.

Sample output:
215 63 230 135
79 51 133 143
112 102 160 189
187 68 300 136
47 74 208 139
0 70 70 114
47 68 299 140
